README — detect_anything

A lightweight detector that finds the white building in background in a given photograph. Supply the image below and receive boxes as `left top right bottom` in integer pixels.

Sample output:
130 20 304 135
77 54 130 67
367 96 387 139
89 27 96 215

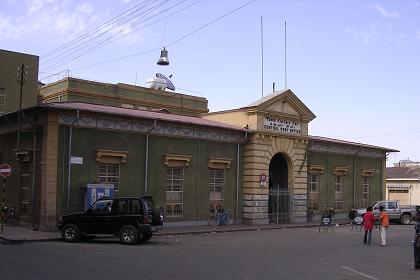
386 165 420 205
394 159 420 167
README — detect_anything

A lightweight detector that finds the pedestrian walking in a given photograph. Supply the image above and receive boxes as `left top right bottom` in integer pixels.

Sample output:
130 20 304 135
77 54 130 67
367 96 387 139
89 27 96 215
412 207 420 270
379 205 389 246
363 206 375 246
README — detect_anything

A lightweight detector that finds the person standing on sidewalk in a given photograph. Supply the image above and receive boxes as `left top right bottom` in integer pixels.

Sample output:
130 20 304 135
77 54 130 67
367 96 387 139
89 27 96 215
363 206 375 245
412 207 420 270
379 205 389 246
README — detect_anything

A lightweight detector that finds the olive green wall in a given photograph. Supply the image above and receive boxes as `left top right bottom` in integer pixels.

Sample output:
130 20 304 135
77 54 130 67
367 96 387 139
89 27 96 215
308 151 383 213
0 130 42 227
57 126 243 223
0 49 39 113
0 133 21 211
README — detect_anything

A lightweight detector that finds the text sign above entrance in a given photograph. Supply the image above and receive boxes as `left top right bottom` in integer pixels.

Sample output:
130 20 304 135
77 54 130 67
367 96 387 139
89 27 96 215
263 117 301 135
264 117 301 135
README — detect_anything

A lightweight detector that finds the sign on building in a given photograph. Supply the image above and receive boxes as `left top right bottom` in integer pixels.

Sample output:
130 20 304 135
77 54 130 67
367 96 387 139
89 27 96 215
263 117 301 135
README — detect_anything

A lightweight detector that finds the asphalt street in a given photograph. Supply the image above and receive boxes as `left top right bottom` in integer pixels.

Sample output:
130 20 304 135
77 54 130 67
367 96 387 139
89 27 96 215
0 225 418 280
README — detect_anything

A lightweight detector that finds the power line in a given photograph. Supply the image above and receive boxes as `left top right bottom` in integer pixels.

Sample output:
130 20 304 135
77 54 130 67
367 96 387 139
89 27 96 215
40 0 171 70
39 0 203 78
57 0 257 74
41 0 153 58
167 0 257 47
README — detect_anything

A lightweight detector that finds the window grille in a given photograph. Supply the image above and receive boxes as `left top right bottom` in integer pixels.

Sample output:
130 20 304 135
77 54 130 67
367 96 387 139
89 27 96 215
362 176 370 207
334 175 343 209
209 169 224 202
165 167 183 217
98 163 120 190
309 174 319 192
0 87 5 113
308 174 320 210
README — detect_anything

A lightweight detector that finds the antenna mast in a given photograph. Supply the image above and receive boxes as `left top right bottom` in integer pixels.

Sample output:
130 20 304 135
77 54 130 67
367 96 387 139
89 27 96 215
261 16 264 98
284 21 287 90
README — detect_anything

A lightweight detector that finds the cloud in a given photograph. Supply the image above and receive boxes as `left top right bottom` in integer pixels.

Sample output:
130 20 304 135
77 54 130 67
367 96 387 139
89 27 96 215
0 1 144 44
26 0 57 16
346 24 380 45
374 4 399 19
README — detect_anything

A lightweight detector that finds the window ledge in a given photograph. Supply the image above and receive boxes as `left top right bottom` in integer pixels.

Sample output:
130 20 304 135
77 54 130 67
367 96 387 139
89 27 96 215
208 158 232 169
96 150 128 164
163 154 192 167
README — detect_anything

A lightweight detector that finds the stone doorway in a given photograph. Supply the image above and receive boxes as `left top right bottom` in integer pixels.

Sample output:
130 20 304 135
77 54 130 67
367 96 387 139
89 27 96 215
268 153 289 223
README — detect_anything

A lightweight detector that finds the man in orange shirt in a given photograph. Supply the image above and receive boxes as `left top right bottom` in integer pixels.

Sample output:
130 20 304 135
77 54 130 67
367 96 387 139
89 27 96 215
379 205 390 246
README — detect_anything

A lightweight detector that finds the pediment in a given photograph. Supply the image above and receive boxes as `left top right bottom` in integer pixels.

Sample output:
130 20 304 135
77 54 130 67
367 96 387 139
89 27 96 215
243 89 316 121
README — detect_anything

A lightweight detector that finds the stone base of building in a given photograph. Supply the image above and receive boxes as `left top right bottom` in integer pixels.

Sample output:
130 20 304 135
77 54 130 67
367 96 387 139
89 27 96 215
290 215 306 224
242 218 269 225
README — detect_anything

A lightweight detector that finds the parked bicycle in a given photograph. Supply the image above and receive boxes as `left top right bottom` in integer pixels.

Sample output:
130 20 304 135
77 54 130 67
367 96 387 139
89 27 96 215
208 209 233 226
319 208 335 233
349 208 363 231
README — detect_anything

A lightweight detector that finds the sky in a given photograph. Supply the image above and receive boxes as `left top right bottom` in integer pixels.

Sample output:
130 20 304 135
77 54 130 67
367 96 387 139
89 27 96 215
1 0 420 166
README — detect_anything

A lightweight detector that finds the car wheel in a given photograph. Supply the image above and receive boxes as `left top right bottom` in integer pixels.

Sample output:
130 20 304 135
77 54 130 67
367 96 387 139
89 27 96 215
141 232 152 242
62 224 80 243
119 225 139 245
401 215 411 225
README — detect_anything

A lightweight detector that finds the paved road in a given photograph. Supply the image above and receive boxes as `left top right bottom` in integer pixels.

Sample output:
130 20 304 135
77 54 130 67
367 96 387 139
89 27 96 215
0 225 418 280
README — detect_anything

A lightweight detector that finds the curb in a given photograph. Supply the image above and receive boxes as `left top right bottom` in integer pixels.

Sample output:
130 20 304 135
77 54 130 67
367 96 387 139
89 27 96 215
0 237 62 244
0 222 352 243
155 222 348 236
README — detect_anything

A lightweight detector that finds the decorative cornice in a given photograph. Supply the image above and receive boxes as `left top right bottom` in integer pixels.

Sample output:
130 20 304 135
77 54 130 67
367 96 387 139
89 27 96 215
59 112 244 143
309 165 324 174
361 169 375 177
163 154 192 167
208 158 232 169
309 141 384 158
334 167 349 176
96 150 128 164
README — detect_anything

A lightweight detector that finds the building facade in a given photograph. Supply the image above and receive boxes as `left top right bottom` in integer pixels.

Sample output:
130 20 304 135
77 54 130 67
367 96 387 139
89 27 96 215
204 91 395 223
0 49 397 230
386 164 420 205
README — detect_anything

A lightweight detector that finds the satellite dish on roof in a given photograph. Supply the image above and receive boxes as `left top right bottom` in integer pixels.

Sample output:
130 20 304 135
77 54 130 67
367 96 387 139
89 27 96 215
156 73 175 91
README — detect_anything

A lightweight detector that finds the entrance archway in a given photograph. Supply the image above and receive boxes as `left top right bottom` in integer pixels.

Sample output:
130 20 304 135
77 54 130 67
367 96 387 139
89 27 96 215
268 153 289 223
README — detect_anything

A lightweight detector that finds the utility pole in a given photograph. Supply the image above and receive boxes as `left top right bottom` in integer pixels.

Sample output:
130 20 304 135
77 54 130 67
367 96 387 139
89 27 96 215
16 64 28 151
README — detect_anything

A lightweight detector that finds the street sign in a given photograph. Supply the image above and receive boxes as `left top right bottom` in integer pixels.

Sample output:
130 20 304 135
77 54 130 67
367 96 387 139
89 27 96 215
0 164 12 178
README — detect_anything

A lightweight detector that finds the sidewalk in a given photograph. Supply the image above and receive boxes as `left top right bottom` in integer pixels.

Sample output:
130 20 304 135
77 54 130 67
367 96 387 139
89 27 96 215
0 220 349 243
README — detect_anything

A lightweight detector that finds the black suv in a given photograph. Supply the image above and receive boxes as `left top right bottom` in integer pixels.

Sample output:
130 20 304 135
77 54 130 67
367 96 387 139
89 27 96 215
57 196 164 245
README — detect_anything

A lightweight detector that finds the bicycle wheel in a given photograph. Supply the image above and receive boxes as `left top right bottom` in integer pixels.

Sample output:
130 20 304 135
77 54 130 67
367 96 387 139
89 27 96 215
224 212 233 225
208 214 218 226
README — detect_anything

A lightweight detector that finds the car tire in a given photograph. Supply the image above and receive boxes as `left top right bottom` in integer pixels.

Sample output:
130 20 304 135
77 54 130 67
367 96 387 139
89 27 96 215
119 225 139 245
141 231 152 242
401 215 411 225
62 223 81 243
